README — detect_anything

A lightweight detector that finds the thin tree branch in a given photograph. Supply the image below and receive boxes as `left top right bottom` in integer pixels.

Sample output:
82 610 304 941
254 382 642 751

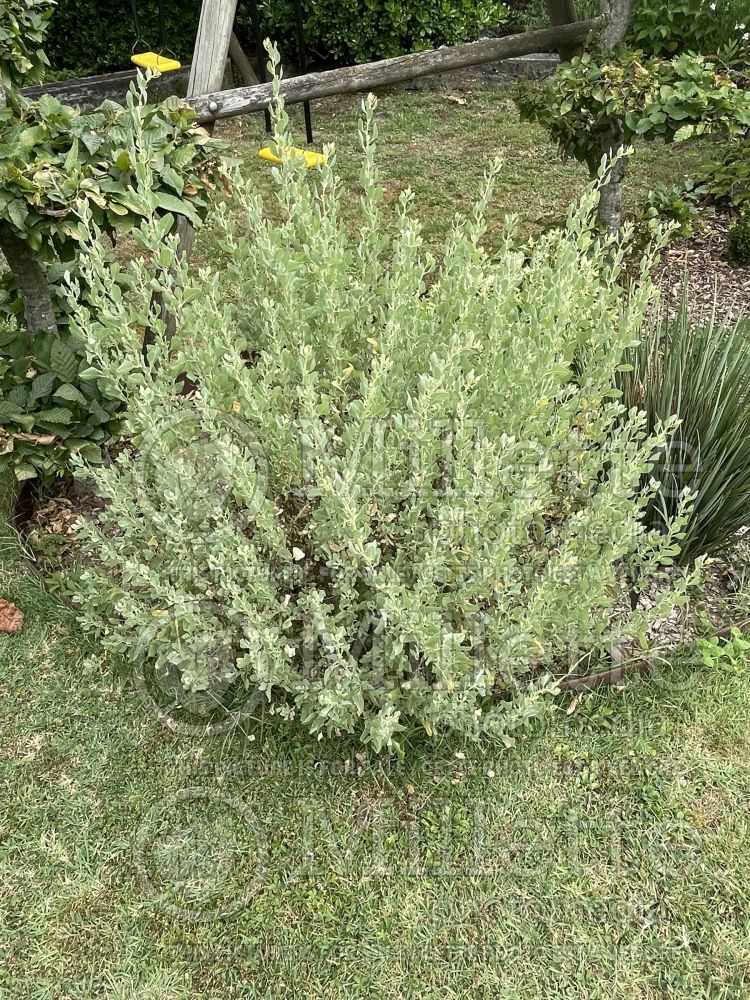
559 617 750 693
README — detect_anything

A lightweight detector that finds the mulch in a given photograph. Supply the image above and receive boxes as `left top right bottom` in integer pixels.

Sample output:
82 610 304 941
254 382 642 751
655 214 750 327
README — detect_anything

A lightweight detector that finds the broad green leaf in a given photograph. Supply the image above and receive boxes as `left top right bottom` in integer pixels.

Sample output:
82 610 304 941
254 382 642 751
49 340 79 382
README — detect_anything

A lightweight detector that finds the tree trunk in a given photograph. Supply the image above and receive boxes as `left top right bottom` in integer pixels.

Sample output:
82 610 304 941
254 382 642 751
587 120 628 235
590 0 634 231
0 225 58 338
599 0 633 47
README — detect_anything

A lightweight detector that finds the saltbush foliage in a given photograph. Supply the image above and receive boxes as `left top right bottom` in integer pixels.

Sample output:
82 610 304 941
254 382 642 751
517 49 750 170
67 67 699 752
0 0 55 90
619 300 750 563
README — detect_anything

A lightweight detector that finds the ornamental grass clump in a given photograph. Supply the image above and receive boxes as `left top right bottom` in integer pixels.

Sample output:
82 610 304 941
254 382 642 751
619 295 750 563
68 64 699 752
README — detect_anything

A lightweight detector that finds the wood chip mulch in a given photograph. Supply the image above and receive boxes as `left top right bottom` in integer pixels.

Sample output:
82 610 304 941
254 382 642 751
656 214 750 326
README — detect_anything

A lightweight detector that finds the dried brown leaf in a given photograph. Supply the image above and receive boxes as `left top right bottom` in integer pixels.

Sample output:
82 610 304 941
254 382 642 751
0 599 24 634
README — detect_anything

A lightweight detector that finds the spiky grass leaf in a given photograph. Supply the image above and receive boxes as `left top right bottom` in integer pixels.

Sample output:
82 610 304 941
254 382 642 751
619 289 750 563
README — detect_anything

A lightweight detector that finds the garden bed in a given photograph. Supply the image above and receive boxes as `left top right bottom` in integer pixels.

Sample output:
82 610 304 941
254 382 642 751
657 214 750 326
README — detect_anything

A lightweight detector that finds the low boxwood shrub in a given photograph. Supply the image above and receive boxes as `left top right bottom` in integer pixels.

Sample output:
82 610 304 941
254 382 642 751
259 0 508 64
619 298 750 563
68 69 699 752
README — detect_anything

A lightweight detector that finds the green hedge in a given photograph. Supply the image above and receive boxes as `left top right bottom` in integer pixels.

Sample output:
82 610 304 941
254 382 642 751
260 0 508 65
628 0 750 57
44 0 201 77
44 0 507 76
509 0 749 52
41 0 750 79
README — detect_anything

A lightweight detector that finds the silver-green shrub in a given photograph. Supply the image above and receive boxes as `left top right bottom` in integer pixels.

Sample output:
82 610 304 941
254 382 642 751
68 65 700 752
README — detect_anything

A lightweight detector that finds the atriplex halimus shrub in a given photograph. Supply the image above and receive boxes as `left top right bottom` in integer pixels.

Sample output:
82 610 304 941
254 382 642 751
68 85 700 753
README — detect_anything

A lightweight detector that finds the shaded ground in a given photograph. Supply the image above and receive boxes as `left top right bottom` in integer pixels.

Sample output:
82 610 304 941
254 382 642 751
658 215 750 326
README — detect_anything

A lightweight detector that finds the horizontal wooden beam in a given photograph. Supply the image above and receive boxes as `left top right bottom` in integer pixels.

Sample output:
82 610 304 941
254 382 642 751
22 65 190 109
190 19 600 122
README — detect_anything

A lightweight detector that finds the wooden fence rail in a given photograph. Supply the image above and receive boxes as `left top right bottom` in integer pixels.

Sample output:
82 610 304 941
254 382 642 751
189 19 601 122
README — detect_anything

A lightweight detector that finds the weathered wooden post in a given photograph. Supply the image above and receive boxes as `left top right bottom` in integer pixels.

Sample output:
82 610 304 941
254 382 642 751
175 0 239 267
188 0 240 99
229 32 259 86
545 0 584 62
168 0 239 338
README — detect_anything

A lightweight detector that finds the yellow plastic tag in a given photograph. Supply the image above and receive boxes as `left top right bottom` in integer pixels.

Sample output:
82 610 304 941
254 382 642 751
258 146 327 170
131 52 182 73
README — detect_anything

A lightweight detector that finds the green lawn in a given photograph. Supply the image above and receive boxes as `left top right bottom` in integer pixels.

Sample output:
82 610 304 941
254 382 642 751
197 82 719 260
3 513 750 998
2 83 749 999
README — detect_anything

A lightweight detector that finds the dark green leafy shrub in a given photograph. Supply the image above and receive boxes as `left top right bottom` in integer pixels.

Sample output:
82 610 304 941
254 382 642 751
699 137 750 208
637 179 709 240
67 70 699 752
0 321 122 483
259 0 508 64
0 79 227 482
629 0 750 57
517 49 750 169
507 0 599 33
618 300 750 564
44 0 201 77
44 0 507 75
0 0 55 90
728 207 750 263
0 89 222 254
